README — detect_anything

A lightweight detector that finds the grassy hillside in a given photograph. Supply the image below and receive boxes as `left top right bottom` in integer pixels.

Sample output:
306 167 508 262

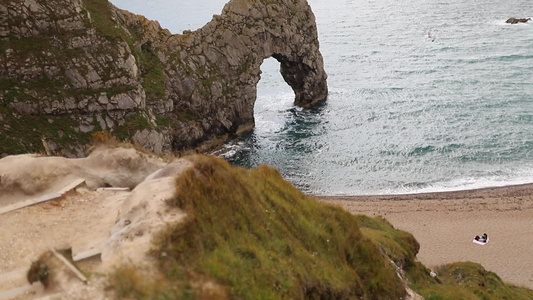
111 155 533 299
413 262 533 300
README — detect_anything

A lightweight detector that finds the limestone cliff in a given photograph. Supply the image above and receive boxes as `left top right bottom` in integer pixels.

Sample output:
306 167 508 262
0 0 328 156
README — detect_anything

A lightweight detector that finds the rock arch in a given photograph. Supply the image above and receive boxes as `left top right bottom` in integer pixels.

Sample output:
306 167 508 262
164 0 328 149
0 0 327 155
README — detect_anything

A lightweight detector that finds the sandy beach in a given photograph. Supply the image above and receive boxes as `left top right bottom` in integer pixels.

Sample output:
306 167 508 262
316 183 533 290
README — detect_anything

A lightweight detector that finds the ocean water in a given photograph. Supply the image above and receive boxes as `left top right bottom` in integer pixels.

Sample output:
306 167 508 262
111 0 533 195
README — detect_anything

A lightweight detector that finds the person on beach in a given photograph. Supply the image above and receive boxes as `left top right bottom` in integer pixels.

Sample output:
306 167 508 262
474 233 488 243
479 233 488 243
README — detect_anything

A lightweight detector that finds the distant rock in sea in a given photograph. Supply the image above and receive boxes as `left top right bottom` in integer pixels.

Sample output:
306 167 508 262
505 17 531 24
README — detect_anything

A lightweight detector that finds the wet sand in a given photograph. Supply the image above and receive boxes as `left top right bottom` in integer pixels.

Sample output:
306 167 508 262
315 183 533 290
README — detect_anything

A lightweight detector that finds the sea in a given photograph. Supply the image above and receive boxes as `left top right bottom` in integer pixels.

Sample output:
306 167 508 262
111 0 533 195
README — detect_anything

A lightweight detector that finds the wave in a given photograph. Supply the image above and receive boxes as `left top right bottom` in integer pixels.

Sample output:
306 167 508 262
454 54 533 64
403 172 533 195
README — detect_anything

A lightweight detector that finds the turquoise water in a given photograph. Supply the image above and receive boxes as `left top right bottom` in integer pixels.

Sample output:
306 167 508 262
112 0 533 195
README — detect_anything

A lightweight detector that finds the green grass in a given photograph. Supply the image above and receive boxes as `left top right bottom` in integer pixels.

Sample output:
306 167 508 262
81 0 167 103
0 37 6 52
0 0 170 155
0 72 69 103
139 43 166 102
112 112 153 141
356 215 419 268
81 0 124 39
1 1 137 107
414 262 533 300
155 115 170 127
120 155 533 299
80 0 167 104
0 105 91 154
355 214 436 285
70 85 136 98
147 155 406 299
237 57 254 75
103 155 533 299
4 34 52 56
1 76 135 104
176 112 201 122
110 266 187 299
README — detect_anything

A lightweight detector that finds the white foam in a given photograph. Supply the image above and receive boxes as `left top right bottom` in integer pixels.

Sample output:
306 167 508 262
254 91 296 135
403 172 533 195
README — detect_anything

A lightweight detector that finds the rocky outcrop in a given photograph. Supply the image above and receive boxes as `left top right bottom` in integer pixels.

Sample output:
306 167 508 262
506 17 531 24
0 0 327 156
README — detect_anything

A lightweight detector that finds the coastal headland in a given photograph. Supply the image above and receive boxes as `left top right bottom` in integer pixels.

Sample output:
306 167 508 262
0 0 327 156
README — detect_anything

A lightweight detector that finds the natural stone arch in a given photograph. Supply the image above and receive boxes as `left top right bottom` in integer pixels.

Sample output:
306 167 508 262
0 0 327 155
272 52 325 107
164 0 328 150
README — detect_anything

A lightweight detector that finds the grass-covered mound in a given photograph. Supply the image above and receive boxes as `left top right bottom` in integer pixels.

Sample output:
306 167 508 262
155 155 407 299
414 262 533 300
355 215 432 284
111 154 533 299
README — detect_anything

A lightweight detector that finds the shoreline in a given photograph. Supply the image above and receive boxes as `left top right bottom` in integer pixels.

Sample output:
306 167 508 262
312 181 533 200
315 182 533 290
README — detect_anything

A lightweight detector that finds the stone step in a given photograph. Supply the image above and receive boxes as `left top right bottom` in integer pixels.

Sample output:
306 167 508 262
0 179 85 215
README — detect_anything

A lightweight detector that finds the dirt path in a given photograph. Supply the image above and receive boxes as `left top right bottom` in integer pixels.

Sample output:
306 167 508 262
0 188 128 297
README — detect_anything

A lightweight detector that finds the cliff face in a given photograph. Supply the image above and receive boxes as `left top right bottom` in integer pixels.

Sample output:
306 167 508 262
0 0 328 156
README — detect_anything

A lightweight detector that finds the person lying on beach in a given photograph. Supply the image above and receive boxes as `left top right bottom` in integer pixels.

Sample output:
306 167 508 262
479 233 488 242
474 233 488 243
